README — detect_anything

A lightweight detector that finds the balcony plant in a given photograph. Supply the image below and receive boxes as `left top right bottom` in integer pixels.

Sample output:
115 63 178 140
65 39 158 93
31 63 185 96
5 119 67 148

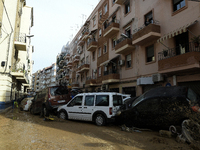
191 35 200 47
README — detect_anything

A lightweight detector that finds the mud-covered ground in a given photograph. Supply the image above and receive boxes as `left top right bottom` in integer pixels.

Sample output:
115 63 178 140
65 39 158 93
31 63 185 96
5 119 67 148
0 108 196 150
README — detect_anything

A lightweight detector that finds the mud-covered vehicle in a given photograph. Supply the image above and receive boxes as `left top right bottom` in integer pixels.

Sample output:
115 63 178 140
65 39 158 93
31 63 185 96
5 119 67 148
117 86 200 129
30 86 71 117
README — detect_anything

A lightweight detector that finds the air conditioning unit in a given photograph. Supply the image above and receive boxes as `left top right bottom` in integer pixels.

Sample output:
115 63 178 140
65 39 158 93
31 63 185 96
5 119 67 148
118 60 125 66
152 74 164 82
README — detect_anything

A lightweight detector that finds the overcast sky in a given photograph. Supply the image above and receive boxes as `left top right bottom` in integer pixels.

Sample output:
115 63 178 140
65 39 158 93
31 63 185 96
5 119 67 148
26 0 100 73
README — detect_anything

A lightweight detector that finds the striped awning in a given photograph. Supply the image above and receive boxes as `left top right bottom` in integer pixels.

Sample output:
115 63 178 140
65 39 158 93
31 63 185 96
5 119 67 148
157 20 198 43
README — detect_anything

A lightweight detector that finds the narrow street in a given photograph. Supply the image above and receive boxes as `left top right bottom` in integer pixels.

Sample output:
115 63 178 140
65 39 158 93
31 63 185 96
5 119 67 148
0 108 194 150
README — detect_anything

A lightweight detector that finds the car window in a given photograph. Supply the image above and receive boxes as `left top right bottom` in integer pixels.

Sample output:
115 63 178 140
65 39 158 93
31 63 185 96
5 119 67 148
132 92 147 107
113 95 123 106
187 88 200 105
68 96 83 106
96 95 109 106
84 95 94 106
50 86 68 96
136 98 159 111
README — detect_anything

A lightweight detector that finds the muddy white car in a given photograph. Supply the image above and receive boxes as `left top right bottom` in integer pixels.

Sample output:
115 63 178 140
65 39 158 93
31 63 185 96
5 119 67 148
57 92 123 126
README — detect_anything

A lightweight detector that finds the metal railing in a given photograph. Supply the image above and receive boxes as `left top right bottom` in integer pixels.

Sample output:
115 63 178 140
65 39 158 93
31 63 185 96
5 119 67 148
116 34 132 44
158 42 200 61
86 76 97 81
12 62 25 73
104 69 118 76
132 19 159 34
87 38 97 46
15 32 26 43
104 19 120 30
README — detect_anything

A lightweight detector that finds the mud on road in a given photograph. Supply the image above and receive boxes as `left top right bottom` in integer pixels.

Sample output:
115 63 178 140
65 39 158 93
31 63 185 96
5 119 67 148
0 108 194 150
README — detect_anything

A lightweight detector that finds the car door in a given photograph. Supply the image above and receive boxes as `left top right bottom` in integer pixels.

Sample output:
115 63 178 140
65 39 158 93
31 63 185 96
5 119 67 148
135 98 161 126
81 95 95 121
66 95 83 120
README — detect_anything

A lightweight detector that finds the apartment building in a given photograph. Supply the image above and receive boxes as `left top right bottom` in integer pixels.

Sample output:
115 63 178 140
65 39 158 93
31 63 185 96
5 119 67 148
0 0 34 110
32 63 57 92
57 0 200 97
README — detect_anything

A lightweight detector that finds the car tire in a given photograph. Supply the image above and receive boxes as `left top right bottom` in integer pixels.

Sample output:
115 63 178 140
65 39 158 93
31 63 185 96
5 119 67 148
95 114 105 126
59 110 68 120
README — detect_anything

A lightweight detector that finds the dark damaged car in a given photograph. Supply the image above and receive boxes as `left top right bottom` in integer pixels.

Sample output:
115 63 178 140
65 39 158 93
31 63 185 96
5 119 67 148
117 86 200 129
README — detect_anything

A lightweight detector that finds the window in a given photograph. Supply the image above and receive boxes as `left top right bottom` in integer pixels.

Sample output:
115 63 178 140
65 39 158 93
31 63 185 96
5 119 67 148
113 95 123 106
146 45 155 63
103 44 107 53
126 54 132 68
112 38 117 48
86 56 89 64
98 67 101 77
104 4 108 14
125 27 131 38
93 16 96 26
68 96 83 106
99 11 102 20
145 11 153 26
96 95 109 106
85 95 94 106
99 28 102 37
98 47 101 57
92 51 95 61
125 0 130 14
113 0 116 5
173 0 185 12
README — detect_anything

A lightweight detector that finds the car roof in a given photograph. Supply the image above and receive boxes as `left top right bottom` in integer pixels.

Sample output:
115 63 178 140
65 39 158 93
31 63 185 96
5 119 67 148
76 92 122 96
144 86 187 99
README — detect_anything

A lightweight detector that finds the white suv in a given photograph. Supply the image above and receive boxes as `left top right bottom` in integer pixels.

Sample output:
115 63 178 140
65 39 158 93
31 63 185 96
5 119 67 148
57 92 123 126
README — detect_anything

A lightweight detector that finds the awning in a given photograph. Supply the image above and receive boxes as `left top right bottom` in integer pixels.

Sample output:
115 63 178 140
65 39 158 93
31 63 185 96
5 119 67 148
100 55 120 66
89 29 97 35
157 20 198 43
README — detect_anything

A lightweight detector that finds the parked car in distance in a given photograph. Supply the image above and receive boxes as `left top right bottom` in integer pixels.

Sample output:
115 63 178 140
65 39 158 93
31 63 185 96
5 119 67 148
30 86 71 117
57 92 123 126
117 86 200 129
19 97 34 111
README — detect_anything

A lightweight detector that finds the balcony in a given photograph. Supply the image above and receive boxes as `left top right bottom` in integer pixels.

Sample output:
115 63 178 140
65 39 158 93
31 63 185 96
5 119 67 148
87 39 98 51
115 0 126 5
14 32 27 51
158 43 200 74
11 63 28 83
81 29 89 41
103 20 120 38
132 22 161 46
115 36 134 54
77 63 90 73
73 55 80 63
64 53 70 60
102 69 120 84
65 74 70 80
67 61 72 68
71 82 79 88
86 76 97 86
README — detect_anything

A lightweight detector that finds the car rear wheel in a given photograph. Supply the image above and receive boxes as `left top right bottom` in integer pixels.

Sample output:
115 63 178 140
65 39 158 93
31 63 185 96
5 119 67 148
95 114 105 126
59 110 68 120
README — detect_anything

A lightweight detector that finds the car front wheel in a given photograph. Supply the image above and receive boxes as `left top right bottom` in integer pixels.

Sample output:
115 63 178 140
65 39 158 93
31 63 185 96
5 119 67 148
59 110 68 120
95 114 105 126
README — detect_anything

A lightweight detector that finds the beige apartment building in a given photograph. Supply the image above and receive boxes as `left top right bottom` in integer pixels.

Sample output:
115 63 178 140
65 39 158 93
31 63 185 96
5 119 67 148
32 63 57 92
57 0 200 97
0 0 34 110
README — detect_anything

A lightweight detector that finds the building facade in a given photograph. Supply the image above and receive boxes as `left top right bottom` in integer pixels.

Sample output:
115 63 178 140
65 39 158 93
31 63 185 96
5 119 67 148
0 0 34 110
32 63 57 92
56 0 200 97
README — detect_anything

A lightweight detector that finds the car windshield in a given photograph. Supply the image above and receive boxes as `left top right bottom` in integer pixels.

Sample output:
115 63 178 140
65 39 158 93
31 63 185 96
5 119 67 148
131 92 147 107
50 87 68 96
113 95 123 106
187 88 200 105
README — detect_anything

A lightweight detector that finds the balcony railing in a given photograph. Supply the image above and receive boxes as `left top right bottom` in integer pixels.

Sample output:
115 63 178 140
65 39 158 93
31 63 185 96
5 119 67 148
104 19 120 30
158 42 200 61
86 76 97 86
87 38 97 51
15 32 26 43
104 69 118 76
86 76 97 81
12 62 25 73
133 20 159 34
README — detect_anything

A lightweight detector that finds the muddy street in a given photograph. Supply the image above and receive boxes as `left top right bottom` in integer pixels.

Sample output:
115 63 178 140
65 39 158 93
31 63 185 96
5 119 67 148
0 108 194 150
